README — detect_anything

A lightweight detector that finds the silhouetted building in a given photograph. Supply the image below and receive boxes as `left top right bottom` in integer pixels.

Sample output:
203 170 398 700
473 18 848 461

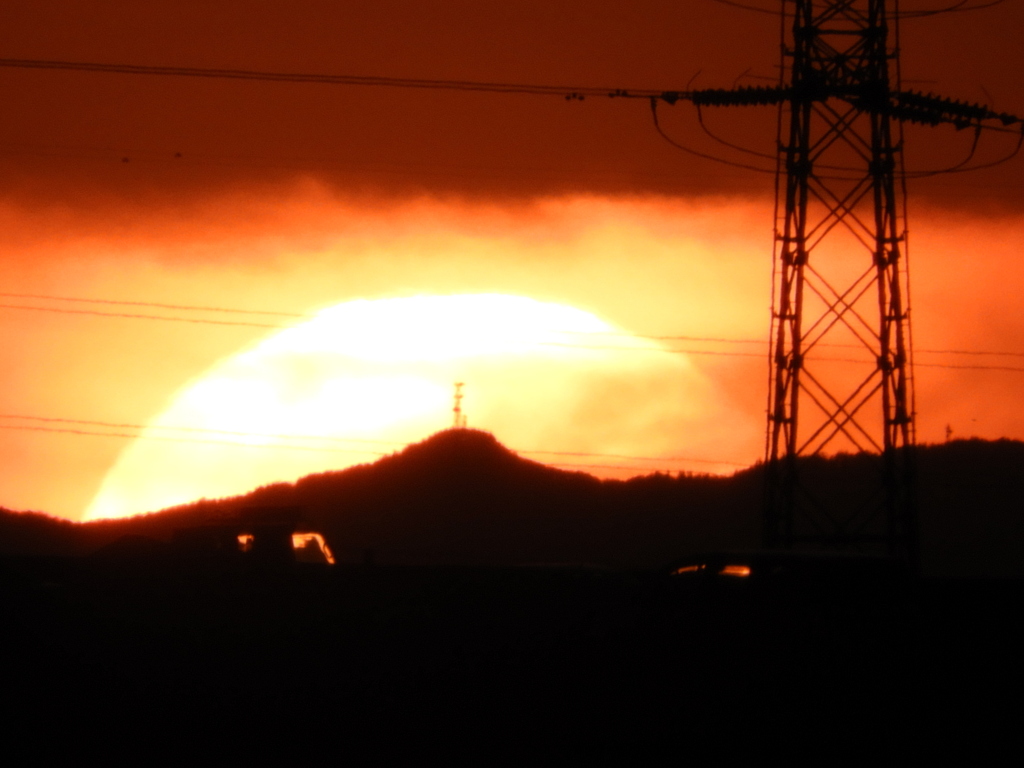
173 524 243 559
240 506 302 564
170 506 335 565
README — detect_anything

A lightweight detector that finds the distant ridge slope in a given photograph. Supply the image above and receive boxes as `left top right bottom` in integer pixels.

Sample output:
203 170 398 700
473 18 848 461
241 428 758 566
1 433 1022 576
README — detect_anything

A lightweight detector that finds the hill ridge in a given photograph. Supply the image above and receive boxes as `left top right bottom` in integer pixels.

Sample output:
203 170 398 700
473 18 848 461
1 436 1022 577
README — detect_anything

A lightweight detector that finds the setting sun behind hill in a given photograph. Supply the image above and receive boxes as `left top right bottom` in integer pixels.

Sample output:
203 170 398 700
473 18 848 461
84 293 749 520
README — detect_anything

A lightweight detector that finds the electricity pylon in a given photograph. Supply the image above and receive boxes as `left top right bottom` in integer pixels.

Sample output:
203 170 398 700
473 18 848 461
684 0 1022 562
766 0 917 559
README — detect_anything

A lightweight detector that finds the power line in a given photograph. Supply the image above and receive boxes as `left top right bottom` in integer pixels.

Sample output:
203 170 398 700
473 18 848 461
917 347 1024 359
0 292 306 318
515 447 746 466
1 55 1016 188
0 423 728 476
649 97 776 174
0 292 756 343
707 0 779 15
535 341 767 357
0 413 403 447
1 301 769 353
915 362 1024 373
2 294 1024 369
0 58 673 102
0 140 736 184
0 412 749 470
1 290 771 344
9 288 1024 356
0 302 289 329
898 1 1008 19
708 0 1007 16
0 423 391 456
545 461 724 473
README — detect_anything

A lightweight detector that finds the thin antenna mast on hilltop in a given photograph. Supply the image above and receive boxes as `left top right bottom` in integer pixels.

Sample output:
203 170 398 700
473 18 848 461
452 382 467 429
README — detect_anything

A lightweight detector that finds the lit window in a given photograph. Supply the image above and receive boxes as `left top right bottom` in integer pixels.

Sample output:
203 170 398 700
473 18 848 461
672 564 704 575
719 564 752 577
292 532 336 565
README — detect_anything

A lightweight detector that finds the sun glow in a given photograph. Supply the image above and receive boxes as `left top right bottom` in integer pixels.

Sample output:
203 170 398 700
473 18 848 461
84 293 741 521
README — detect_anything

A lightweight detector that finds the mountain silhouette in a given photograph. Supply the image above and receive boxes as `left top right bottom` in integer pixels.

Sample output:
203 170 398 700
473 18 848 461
2 431 1023 576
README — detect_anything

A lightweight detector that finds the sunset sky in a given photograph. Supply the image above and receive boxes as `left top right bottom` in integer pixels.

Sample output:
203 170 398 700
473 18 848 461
0 0 1022 521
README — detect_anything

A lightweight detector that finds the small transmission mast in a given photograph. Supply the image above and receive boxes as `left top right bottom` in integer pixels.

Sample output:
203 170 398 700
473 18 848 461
452 382 468 429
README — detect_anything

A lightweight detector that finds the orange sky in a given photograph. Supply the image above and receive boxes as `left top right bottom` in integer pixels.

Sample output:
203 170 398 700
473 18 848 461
1 190 1022 520
0 1 1022 520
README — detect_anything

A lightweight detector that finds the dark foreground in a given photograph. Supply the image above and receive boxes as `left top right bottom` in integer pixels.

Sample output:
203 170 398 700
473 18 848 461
2 554 1021 758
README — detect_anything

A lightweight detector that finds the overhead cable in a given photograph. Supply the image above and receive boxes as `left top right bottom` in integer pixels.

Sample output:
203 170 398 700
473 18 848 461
0 302 288 329
2 293 1024 366
0 413 747 469
0 291 306 317
707 0 1006 18
0 57 673 102
898 0 1006 18
649 98 776 174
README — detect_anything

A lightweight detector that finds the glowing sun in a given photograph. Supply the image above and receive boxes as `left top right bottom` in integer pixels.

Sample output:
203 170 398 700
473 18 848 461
85 294 743 520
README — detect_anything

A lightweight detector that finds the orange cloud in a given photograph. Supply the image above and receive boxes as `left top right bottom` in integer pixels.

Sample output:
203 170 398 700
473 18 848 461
0 187 1020 520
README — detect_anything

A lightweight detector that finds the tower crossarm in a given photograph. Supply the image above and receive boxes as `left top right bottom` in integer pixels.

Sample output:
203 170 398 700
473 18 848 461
686 85 790 107
890 90 1022 131
683 86 1022 133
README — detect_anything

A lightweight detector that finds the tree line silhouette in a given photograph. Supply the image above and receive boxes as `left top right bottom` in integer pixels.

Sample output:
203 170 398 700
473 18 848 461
2 429 1022 577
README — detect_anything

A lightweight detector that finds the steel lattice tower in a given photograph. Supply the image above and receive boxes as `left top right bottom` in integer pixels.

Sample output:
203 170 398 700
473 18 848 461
684 0 1021 563
764 0 916 559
